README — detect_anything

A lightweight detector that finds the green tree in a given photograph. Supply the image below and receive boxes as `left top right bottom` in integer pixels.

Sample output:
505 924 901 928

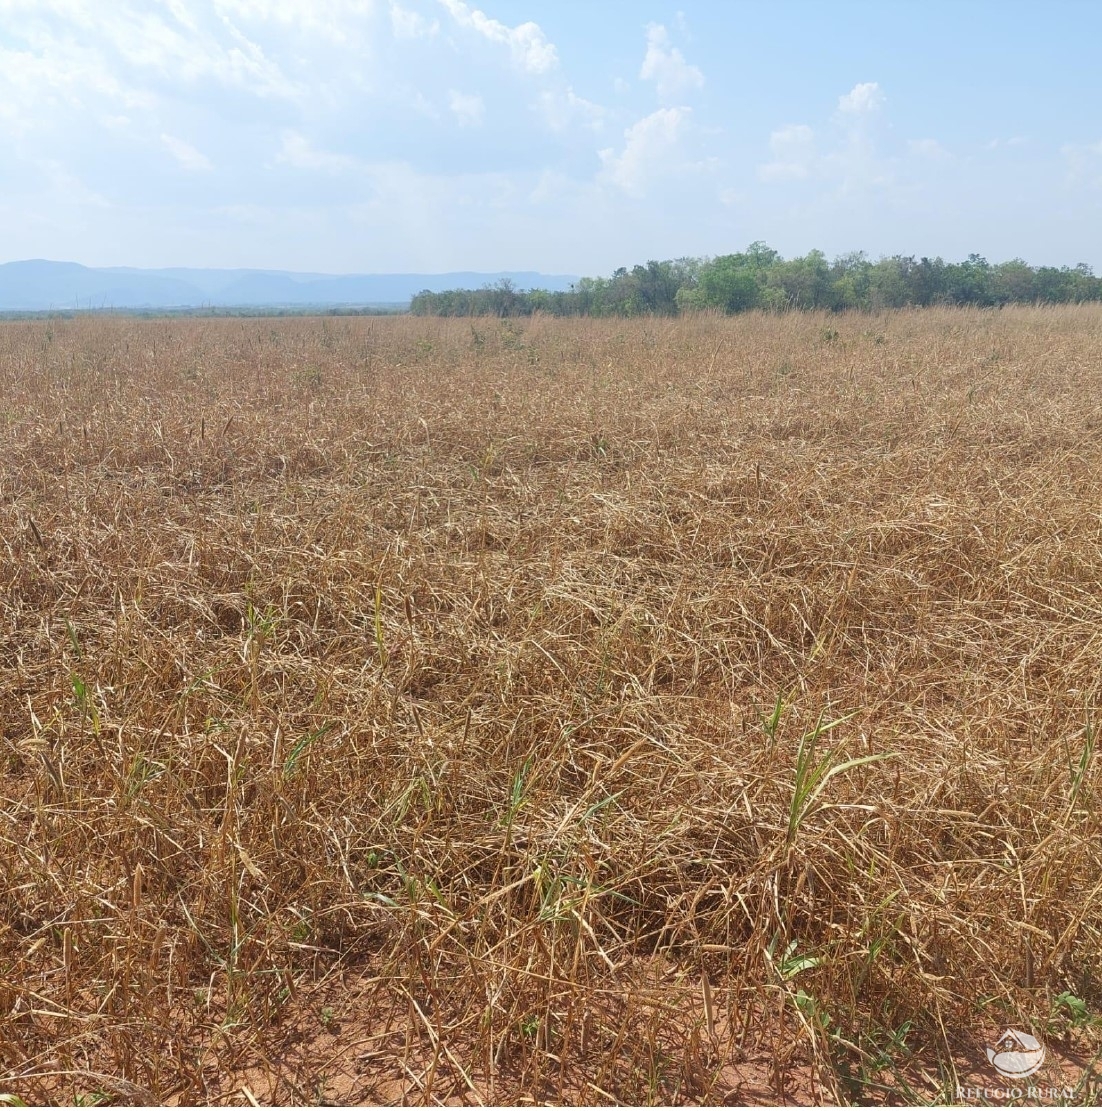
868 257 910 310
768 250 831 309
830 251 871 309
946 254 993 305
698 254 760 312
991 259 1035 304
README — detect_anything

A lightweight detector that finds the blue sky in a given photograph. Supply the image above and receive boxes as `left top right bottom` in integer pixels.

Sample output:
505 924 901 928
2 0 1100 275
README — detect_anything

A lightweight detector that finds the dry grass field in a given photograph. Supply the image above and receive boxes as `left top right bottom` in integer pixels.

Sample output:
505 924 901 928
2 307 1101 1105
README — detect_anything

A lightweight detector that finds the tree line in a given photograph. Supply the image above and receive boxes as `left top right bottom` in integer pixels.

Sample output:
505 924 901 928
410 244 1102 317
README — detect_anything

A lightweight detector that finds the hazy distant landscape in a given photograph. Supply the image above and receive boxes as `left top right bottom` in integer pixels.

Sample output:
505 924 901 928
0 260 579 313
7 247 1099 322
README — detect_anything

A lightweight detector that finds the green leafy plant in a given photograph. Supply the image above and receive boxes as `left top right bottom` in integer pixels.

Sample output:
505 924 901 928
1049 991 1095 1035
1066 712 1096 816
786 712 894 845
762 692 786 744
282 723 334 780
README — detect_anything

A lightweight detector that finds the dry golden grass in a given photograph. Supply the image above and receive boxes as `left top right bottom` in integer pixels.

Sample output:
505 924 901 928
1 307 1101 1105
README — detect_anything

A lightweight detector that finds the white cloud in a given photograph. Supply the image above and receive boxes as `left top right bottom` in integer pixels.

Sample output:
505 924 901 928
758 123 815 181
639 23 703 102
823 82 893 193
0 0 302 128
438 0 557 74
599 106 690 196
213 0 374 42
161 0 201 31
107 7 299 97
1062 140 1102 187
214 0 373 16
161 132 213 171
34 157 112 209
837 81 884 115
215 202 268 223
276 130 356 172
406 88 442 119
190 162 531 272
538 85 605 133
0 34 153 137
448 89 484 127
390 1 438 38
0 0 97 17
986 135 1028 150
529 168 577 205
822 138 892 195
908 137 950 160
756 84 895 194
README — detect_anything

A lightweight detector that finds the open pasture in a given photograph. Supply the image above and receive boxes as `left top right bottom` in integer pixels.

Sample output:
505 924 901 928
1 308 1101 1103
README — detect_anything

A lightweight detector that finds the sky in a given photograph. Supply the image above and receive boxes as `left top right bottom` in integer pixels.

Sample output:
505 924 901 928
2 0 1101 276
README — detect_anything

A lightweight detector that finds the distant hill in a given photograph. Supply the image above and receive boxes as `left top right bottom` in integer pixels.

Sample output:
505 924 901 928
0 260 579 312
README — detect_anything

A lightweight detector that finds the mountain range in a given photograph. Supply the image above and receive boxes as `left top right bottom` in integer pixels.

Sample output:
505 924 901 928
0 260 579 312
